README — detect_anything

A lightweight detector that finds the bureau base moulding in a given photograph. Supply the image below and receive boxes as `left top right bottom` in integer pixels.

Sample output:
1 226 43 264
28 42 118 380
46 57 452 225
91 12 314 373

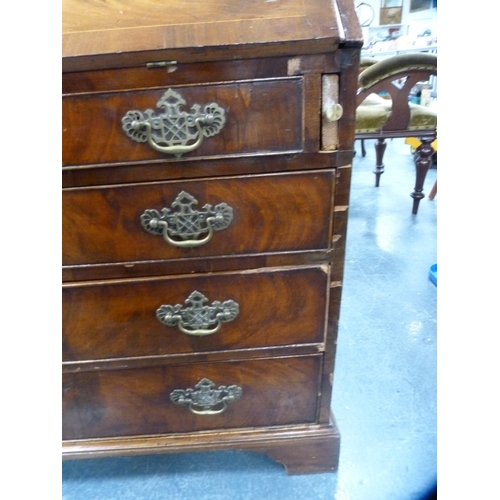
62 418 340 475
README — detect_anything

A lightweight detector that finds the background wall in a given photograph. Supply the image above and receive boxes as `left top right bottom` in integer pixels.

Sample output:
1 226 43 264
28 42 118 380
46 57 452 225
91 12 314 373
358 0 437 42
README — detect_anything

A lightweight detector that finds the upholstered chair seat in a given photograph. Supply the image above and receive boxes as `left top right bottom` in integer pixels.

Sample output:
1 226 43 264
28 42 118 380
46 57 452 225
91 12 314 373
356 94 437 133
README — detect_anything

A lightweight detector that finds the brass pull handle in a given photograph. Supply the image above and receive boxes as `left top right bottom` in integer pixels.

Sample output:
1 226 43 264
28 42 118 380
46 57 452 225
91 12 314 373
156 291 239 337
170 378 242 416
141 191 233 248
122 88 226 157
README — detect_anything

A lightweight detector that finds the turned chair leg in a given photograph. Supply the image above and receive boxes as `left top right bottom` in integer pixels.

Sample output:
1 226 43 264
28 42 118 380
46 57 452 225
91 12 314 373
374 138 386 187
411 138 435 214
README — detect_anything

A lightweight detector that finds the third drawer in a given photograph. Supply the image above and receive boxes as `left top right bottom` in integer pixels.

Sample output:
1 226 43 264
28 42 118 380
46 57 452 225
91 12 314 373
63 266 329 362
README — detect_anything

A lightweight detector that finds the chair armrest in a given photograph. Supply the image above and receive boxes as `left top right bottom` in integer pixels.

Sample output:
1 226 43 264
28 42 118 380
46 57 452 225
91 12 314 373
359 53 437 90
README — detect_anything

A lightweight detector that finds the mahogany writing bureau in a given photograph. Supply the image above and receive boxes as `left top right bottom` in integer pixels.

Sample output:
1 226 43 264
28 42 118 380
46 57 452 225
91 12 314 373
62 0 362 474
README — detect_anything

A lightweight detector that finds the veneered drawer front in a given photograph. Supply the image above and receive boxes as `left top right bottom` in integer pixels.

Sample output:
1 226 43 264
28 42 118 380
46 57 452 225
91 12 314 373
63 266 328 361
62 78 302 167
62 355 321 440
62 170 335 266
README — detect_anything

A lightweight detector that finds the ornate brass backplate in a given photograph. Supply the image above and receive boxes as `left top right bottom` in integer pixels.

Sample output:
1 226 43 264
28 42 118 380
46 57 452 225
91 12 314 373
122 88 226 157
140 191 233 248
156 290 239 336
170 378 242 415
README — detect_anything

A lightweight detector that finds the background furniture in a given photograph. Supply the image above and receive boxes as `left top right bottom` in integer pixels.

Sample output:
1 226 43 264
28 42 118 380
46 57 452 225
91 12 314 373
62 0 362 474
355 53 437 214
357 57 379 158
429 180 437 200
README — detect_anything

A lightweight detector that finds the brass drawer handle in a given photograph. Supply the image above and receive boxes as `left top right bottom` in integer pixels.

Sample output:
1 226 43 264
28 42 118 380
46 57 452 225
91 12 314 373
141 191 233 248
156 291 239 336
121 88 226 157
170 378 242 416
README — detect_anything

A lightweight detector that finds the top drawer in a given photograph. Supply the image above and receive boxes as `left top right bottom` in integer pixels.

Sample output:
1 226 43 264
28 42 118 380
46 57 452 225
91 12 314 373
62 78 303 167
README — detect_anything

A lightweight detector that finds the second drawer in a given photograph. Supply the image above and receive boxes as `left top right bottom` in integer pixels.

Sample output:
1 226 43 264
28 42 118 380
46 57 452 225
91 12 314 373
62 170 335 267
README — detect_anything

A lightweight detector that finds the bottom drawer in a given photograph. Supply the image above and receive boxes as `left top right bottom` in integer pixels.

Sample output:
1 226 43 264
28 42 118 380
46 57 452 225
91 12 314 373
62 355 321 440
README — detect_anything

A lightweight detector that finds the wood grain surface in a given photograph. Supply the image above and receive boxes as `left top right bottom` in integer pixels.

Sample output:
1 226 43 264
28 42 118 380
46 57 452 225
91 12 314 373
61 0 362 473
62 0 349 71
63 0 304 33
62 355 321 439
63 79 303 166
62 170 335 266
63 266 328 361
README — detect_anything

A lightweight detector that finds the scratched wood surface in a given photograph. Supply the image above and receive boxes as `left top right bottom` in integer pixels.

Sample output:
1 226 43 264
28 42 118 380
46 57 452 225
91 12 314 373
62 0 350 70
63 0 305 31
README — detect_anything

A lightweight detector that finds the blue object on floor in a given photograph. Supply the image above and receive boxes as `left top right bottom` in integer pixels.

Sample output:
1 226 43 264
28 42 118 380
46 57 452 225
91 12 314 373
429 264 437 286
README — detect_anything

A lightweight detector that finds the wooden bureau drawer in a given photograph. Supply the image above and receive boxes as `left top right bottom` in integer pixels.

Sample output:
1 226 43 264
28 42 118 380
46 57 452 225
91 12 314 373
62 170 335 267
63 266 328 361
62 355 322 440
63 78 302 167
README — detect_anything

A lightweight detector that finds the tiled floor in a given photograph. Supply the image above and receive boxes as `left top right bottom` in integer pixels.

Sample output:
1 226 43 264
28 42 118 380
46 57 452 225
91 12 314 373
62 138 437 500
